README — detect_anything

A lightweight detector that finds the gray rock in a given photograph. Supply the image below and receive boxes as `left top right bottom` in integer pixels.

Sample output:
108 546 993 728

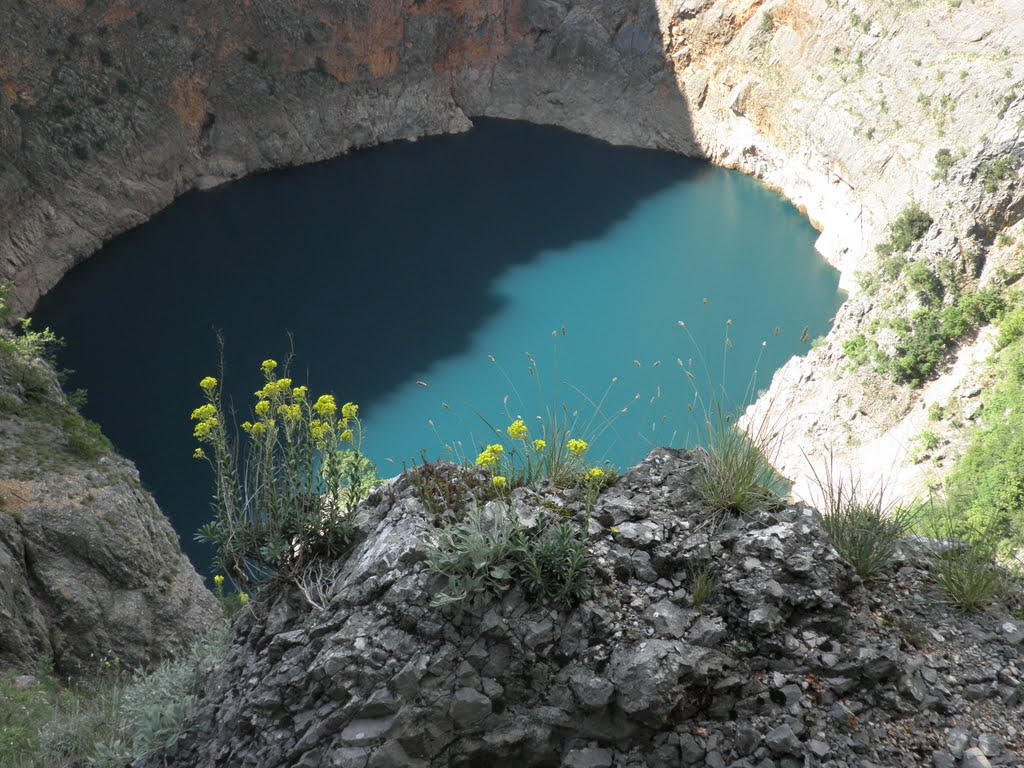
946 727 970 757
978 734 1004 758
448 688 491 727
962 748 993 768
735 724 761 756
569 669 615 711
340 718 394 748
645 599 693 639
765 724 802 756
562 747 613 768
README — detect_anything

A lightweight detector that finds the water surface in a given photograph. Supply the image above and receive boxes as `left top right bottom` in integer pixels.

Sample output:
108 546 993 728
33 119 844 574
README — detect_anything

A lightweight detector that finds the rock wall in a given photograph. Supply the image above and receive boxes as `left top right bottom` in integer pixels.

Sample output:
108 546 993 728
2 0 1023 495
0 352 219 674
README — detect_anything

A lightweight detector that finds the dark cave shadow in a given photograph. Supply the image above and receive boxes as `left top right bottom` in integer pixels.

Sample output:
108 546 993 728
32 117 704 574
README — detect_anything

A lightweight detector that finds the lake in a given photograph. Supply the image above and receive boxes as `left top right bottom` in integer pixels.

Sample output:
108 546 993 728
32 119 844 575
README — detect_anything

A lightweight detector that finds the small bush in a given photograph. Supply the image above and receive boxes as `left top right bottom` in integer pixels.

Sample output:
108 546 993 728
997 304 1024 349
904 262 943 305
931 548 1010 612
842 333 879 368
933 148 955 180
808 454 917 581
62 413 113 460
423 502 524 607
919 500 1015 612
423 491 593 609
977 156 1022 193
919 430 940 451
679 318 790 515
876 202 933 257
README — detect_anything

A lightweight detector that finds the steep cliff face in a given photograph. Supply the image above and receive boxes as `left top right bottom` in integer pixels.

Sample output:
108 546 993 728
0 350 219 674
2 0 1022 494
0 0 694 317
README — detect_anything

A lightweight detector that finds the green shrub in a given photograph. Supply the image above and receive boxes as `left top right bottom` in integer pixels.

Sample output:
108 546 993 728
116 625 227 761
876 202 933 257
931 547 1011 612
808 455 917 581
192 359 377 588
422 473 598 608
976 156 1021 193
62 413 113 460
919 430 940 451
842 334 880 368
928 402 945 421
933 148 955 179
856 269 881 296
423 501 524 607
997 304 1024 349
904 262 943 305
879 289 1005 387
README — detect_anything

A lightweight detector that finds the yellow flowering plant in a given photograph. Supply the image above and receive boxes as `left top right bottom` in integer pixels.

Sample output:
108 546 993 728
192 358 378 587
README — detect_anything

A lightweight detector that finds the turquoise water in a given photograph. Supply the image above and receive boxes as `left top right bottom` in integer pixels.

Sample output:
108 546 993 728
33 119 844 574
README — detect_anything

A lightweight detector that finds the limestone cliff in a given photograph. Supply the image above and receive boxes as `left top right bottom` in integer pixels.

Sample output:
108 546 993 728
1 0 1023 499
0 348 219 674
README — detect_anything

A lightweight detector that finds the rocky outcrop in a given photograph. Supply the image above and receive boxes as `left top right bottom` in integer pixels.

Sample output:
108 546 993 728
0 351 219 674
149 450 1024 767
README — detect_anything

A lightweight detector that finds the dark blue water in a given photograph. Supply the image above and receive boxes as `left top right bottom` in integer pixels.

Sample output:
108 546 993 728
33 119 844 575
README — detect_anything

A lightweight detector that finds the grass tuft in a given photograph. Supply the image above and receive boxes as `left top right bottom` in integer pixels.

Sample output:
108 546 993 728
807 452 917 580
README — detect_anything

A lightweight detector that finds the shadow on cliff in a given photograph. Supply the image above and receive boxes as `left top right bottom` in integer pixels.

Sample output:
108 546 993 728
32 118 707 574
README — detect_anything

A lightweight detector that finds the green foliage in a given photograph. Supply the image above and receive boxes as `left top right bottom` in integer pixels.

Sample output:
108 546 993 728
678 319 790 515
62 413 113 460
931 547 1012 612
928 402 945 421
447 341 629 489
855 269 881 296
192 359 377 588
918 499 1017 612
0 664 59 767
687 561 717 610
422 493 592 609
0 626 229 768
996 302 1024 349
112 625 227 762
943 377 1024 551
424 502 523 607
876 202 933 257
976 156 1021 193
904 262 943 305
866 289 1007 387
887 309 947 387
0 283 66 402
808 453 917 581
842 334 880 368
919 429 940 451
694 420 788 514
933 148 955 180
517 518 590 606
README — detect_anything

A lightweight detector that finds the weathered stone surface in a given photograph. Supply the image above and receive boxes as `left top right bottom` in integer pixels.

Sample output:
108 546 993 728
0 357 218 674
140 450 1024 767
